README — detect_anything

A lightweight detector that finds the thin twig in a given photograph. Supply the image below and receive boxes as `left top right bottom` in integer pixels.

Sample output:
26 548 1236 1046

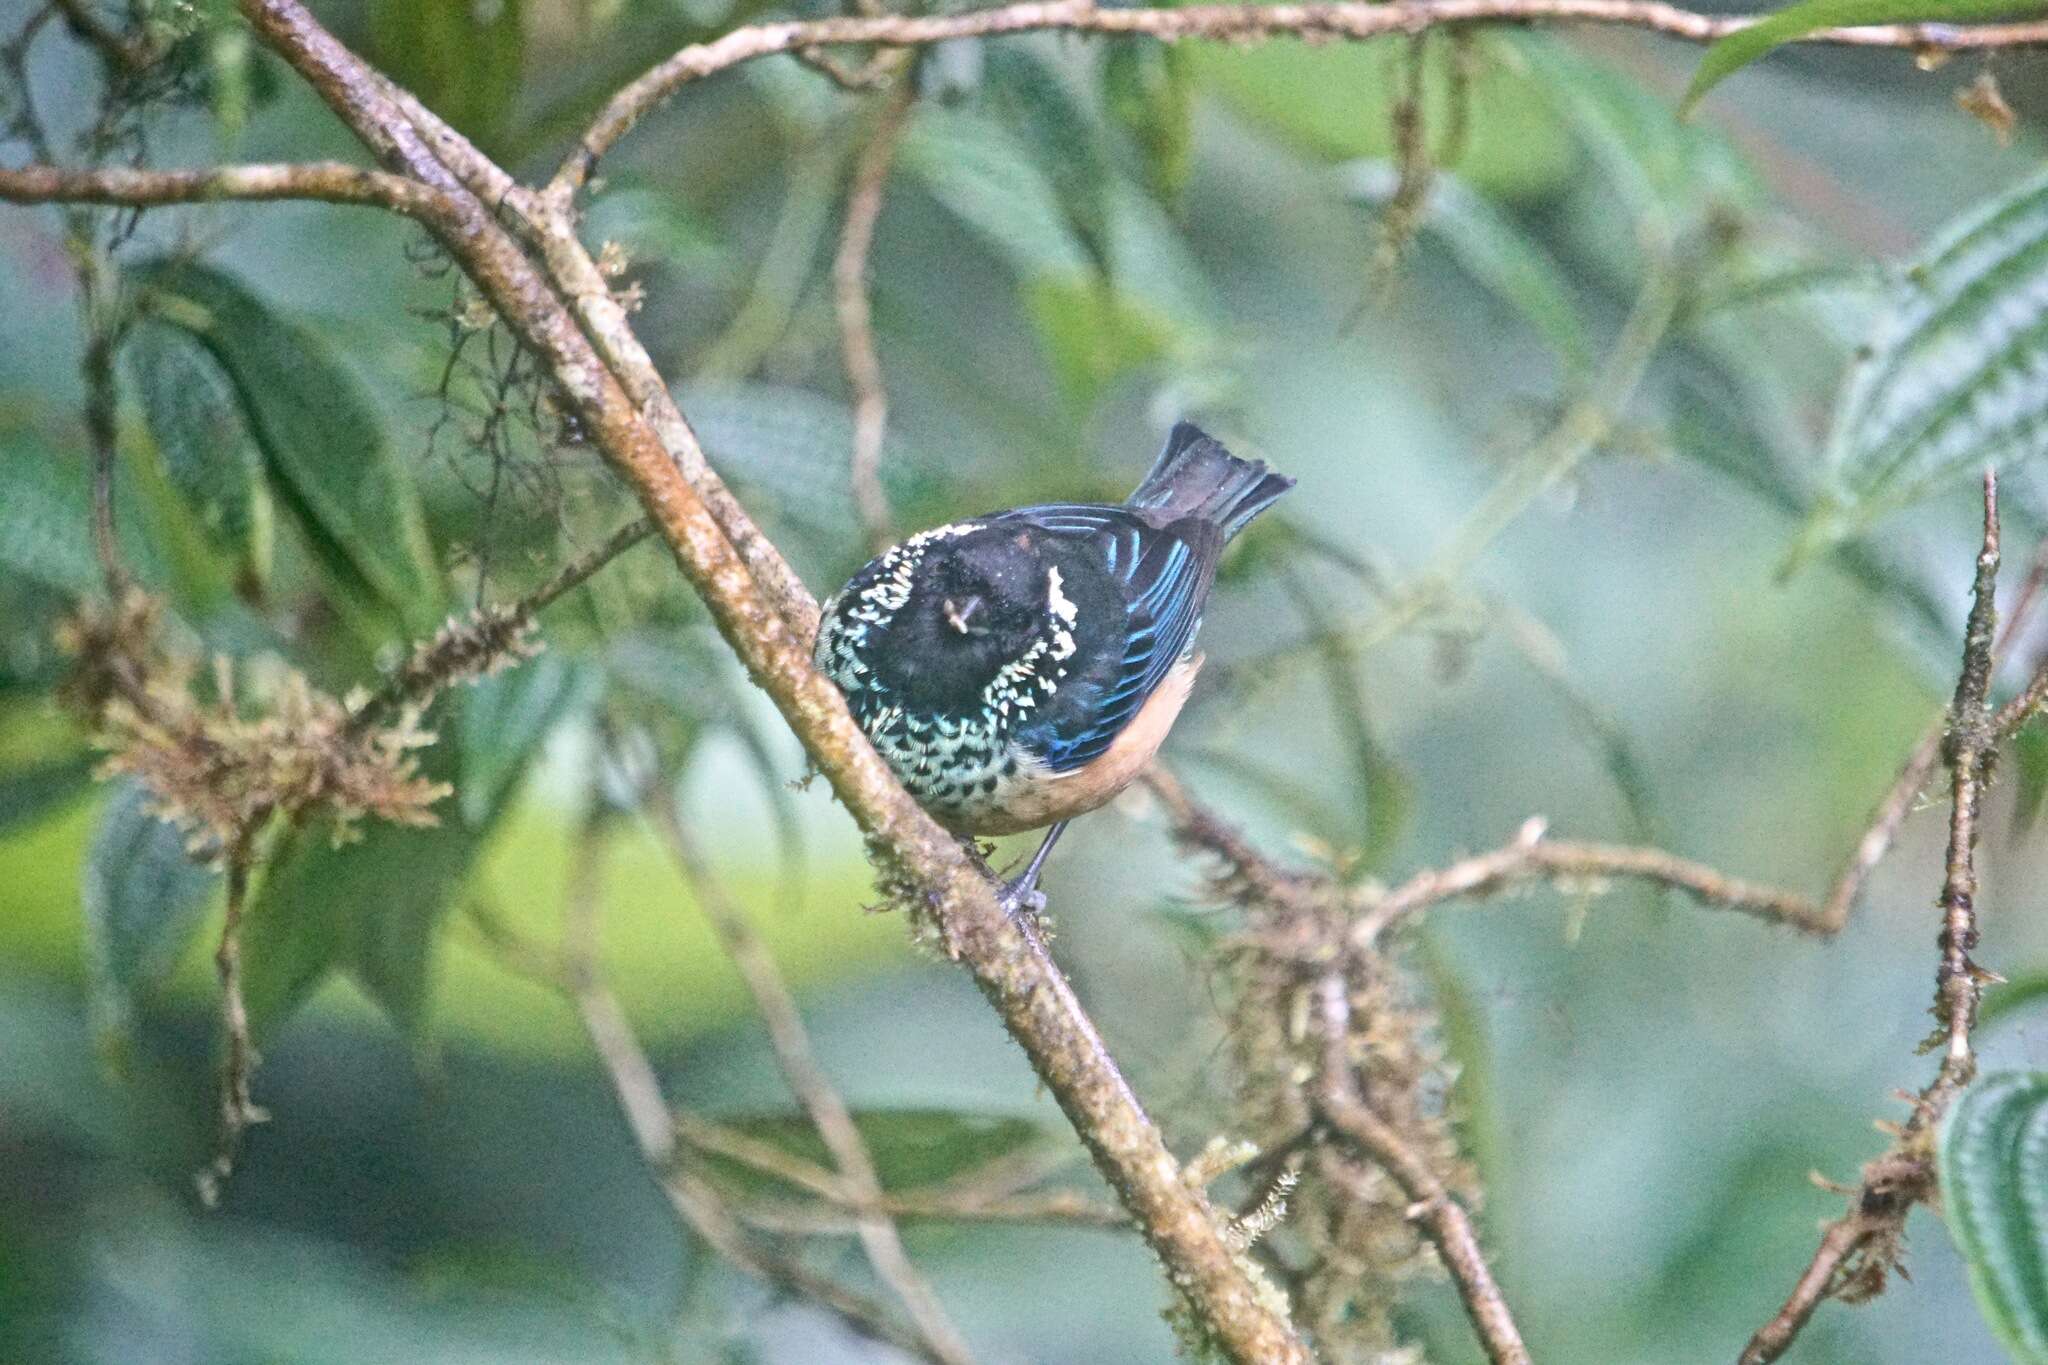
833 69 915 553
553 821 949 1364
1354 817 1828 945
349 515 653 734
82 317 126 598
1738 473 2005 1365
1143 766 1331 919
549 0 2048 199
1314 974 1530 1365
1930 471 1998 1085
196 828 268 1208
0 161 448 215
734 1188 1129 1233
52 0 155 72
650 791 976 1365
1816 727 1943 933
1818 530 2048 928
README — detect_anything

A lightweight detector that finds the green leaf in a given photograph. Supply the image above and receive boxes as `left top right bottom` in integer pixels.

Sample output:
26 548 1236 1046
0 425 175 595
983 45 1114 273
1021 275 1181 414
0 755 96 838
1514 34 1761 236
674 383 944 572
82 779 220 1062
704 1109 1046 1195
1982 975 2048 1036
1683 0 2043 116
1342 162 1590 372
459 654 600 827
369 0 525 147
1796 166 2048 561
2016 723 2048 840
122 319 272 587
581 176 730 278
242 811 478 1042
242 689 534 1040
900 105 1093 279
1103 42 1194 204
1939 1071 2048 1362
129 259 442 631
1185 34 1576 200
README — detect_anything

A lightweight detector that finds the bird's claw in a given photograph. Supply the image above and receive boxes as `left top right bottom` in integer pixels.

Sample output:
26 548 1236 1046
998 880 1047 918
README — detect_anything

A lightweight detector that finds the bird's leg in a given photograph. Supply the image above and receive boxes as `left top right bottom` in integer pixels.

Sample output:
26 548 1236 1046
999 821 1067 916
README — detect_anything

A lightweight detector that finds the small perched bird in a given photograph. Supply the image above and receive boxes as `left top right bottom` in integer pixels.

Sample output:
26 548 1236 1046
815 423 1293 908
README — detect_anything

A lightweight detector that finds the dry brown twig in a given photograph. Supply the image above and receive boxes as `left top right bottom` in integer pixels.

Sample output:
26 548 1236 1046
1738 473 2006 1365
1315 975 1530 1365
648 789 976 1365
550 820 950 1363
833 68 916 553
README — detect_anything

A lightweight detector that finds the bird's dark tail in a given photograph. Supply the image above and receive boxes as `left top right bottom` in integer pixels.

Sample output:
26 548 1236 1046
1127 422 1294 539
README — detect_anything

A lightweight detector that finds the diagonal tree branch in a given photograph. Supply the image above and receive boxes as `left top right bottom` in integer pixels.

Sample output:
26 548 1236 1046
219 5 1310 1360
1353 818 1829 945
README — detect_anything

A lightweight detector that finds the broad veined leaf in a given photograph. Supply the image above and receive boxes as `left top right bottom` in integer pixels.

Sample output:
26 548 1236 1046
1684 0 2044 115
122 319 272 586
703 1109 1046 1195
82 778 221 1061
1797 167 2048 560
459 654 602 827
1665 349 1959 673
369 0 525 146
1342 161 1591 372
1939 1071 2048 1362
128 259 443 631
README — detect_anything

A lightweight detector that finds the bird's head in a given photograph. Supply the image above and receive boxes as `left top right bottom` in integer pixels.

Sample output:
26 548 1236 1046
867 526 1061 711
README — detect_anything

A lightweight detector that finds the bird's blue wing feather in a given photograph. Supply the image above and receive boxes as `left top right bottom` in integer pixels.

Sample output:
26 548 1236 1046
993 505 1210 771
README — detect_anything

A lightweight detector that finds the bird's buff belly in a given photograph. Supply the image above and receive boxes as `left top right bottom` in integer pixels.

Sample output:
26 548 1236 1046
917 654 1203 836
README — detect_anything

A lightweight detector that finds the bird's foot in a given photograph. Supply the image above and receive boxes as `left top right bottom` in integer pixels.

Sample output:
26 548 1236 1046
997 877 1048 918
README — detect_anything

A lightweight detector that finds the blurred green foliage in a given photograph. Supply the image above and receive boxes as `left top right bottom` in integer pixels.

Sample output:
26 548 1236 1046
6 0 2048 1361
